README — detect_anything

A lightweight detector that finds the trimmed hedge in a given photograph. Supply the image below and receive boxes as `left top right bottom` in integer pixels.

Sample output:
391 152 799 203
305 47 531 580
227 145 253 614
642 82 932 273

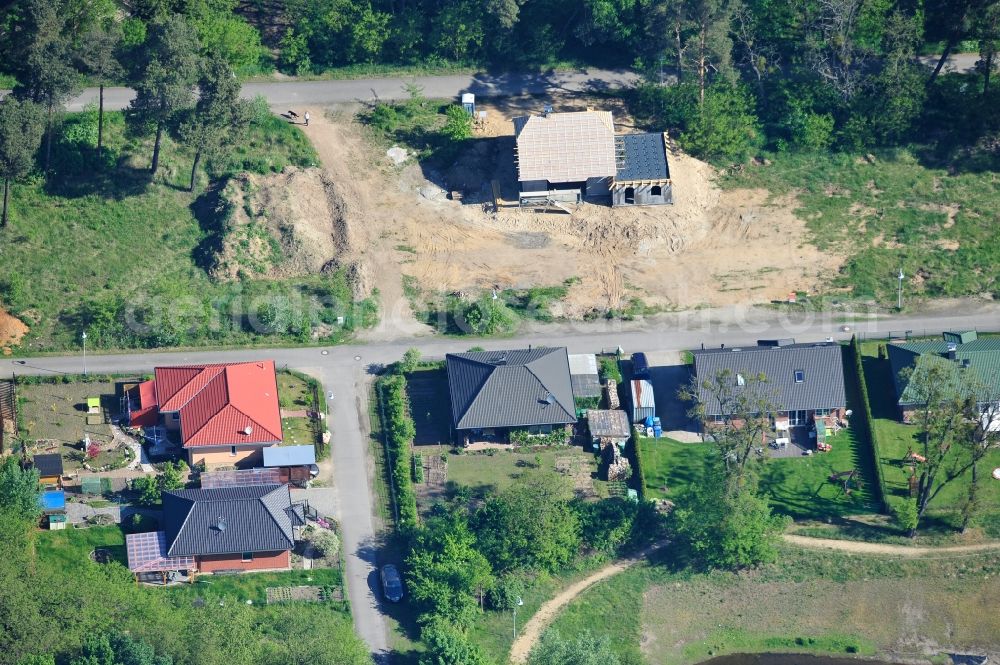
378 373 419 528
625 432 647 500
848 336 888 513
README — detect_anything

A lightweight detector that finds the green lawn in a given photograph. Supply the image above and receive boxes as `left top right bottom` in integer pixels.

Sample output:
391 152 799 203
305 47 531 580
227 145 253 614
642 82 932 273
861 344 1000 533
282 417 315 446
167 568 344 606
639 431 877 520
2 110 378 352
725 150 1000 303
36 525 127 569
277 371 314 410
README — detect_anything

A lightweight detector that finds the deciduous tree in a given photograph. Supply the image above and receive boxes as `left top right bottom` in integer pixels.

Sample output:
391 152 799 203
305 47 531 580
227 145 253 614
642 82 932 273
473 472 580 573
902 355 977 536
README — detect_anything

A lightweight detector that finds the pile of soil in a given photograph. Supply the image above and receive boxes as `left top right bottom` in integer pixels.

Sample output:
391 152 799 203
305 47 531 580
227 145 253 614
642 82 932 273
0 307 28 353
211 167 374 299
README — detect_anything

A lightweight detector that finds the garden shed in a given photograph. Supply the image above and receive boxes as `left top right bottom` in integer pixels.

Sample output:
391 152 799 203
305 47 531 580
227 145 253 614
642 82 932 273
586 409 631 444
32 453 64 486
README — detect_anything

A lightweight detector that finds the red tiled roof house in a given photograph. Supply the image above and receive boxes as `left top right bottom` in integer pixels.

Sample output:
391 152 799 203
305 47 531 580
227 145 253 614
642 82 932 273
128 361 283 469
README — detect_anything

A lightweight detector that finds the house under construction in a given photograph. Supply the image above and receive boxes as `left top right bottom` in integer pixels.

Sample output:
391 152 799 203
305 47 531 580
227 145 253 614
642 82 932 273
512 109 672 209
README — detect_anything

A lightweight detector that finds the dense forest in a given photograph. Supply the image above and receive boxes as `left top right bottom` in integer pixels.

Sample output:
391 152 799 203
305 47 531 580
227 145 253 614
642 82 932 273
1 0 999 171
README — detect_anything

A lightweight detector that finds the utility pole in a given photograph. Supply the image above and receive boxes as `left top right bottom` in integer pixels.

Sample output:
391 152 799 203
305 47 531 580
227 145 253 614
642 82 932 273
897 268 905 310
513 596 524 639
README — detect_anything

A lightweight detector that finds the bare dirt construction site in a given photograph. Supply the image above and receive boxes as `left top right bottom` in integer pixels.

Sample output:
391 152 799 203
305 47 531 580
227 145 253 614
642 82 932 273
234 96 843 336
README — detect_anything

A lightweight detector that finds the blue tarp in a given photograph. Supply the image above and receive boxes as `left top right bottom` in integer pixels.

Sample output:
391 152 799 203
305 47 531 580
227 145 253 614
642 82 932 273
39 490 65 512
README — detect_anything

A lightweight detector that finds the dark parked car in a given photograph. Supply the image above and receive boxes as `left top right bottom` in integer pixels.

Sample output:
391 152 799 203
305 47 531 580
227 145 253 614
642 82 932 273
381 564 403 602
631 352 650 380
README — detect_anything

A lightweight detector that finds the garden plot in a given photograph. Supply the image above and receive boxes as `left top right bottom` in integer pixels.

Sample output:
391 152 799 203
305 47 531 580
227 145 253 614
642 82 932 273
18 381 133 472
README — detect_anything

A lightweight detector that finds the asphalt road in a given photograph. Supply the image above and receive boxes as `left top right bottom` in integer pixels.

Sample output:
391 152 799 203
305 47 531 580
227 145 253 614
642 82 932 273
42 53 981 113
9 304 1000 661
61 68 640 112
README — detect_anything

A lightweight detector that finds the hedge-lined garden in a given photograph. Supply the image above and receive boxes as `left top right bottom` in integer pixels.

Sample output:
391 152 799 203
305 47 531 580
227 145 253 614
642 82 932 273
848 336 889 513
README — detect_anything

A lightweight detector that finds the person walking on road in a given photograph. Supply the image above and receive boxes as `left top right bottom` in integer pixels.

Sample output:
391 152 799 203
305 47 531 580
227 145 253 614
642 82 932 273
304 110 310 126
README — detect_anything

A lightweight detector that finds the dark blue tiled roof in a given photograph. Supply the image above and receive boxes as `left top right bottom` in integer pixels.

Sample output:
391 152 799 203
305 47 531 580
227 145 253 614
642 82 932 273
692 343 846 414
163 484 295 557
446 348 577 430
616 133 670 181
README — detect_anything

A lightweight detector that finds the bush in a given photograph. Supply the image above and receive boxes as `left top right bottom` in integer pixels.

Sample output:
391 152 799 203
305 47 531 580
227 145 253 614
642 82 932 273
487 574 524 611
625 433 645 500
379 373 419 527
441 105 473 142
310 528 341 560
597 356 621 383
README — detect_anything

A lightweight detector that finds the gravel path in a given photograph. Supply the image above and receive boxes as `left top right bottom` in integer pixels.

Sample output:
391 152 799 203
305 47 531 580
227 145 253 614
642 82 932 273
509 541 668 664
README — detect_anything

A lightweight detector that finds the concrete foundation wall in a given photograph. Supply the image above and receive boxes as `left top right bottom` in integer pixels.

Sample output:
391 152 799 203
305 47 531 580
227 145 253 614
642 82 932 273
613 183 673 207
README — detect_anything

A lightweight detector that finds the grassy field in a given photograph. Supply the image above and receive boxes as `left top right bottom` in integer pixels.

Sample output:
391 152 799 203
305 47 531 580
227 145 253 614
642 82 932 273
547 547 1000 665
2 109 378 352
36 524 127 569
726 150 1000 303
861 344 1000 534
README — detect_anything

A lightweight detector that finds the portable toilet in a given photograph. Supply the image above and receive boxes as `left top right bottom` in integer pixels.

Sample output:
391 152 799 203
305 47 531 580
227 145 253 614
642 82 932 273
652 417 662 438
461 93 475 116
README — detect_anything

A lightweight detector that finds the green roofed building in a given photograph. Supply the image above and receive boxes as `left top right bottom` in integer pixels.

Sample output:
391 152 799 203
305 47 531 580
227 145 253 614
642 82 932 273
886 331 1000 422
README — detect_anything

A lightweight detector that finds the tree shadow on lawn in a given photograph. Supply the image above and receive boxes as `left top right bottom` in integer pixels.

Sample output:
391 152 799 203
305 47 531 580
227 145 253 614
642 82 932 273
44 153 154 201
861 355 900 420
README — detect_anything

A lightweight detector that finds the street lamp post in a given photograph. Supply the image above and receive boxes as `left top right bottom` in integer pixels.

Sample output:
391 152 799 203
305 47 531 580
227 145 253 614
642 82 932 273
81 331 87 376
897 268 905 310
513 596 524 640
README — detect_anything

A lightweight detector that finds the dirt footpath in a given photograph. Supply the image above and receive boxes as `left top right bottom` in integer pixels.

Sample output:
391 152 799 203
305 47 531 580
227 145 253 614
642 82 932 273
783 533 1000 557
509 541 668 664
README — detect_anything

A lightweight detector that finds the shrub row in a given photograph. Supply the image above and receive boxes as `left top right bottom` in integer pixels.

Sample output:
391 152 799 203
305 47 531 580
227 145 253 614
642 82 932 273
848 336 888 512
378 373 419 528
625 432 647 501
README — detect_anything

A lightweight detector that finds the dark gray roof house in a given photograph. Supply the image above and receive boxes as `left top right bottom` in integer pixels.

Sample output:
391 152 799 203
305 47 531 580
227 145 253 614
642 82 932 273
162 484 304 557
446 348 577 430
691 341 846 415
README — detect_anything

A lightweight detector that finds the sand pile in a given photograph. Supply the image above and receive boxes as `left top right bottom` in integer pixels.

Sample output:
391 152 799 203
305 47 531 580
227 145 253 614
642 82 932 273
0 307 28 353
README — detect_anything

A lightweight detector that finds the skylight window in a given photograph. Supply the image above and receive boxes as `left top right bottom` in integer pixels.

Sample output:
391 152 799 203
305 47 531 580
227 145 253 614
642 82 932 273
736 373 745 386
794 370 805 383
